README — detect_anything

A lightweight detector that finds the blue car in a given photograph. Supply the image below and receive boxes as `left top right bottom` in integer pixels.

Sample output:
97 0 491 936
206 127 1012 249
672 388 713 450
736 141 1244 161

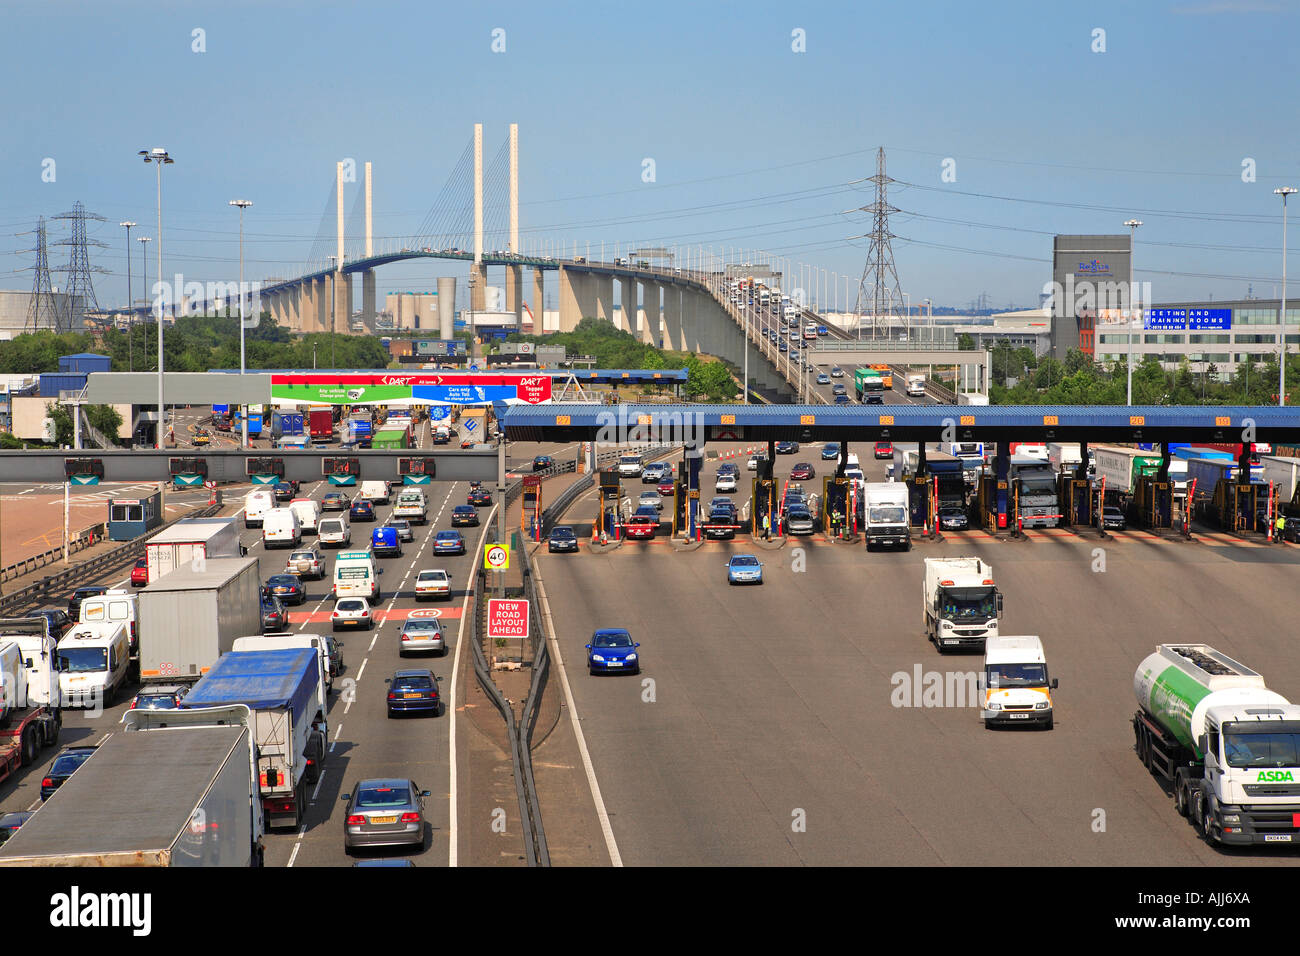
349 499 375 521
41 746 97 801
586 629 641 675
371 525 402 557
816 373 830 385
821 442 840 460
834 394 852 405
433 530 465 556
726 554 764 585
386 669 441 717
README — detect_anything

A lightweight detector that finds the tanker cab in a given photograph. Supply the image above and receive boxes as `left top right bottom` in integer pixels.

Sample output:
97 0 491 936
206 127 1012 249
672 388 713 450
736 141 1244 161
1198 708 1300 842
936 579 1002 643
982 635 1057 730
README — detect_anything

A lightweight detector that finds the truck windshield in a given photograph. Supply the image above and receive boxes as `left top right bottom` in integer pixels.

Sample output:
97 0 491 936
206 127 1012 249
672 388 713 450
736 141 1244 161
1020 477 1057 494
868 506 907 524
59 647 108 673
940 587 997 621
1223 731 1300 769
986 664 1047 687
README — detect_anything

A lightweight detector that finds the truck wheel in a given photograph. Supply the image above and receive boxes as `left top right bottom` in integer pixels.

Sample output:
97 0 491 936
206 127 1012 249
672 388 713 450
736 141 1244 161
1201 806 1218 844
19 727 37 767
1174 778 1189 817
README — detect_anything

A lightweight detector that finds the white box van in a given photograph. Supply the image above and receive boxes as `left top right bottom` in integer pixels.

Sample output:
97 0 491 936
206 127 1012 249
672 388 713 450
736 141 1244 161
360 481 389 505
982 635 1058 730
332 550 379 601
317 515 351 548
289 497 321 535
244 489 275 529
57 621 132 708
262 507 302 549
78 590 138 655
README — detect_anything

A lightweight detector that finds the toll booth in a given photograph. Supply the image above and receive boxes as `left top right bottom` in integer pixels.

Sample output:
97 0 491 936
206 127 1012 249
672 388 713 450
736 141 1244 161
1213 480 1266 533
521 476 543 542
1133 478 1173 529
906 474 930 528
107 491 163 541
1059 476 1092 528
821 476 850 538
597 469 622 541
978 473 1015 533
751 476 777 537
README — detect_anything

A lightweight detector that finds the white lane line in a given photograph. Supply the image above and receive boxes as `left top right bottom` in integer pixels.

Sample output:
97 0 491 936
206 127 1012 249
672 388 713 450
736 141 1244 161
286 824 307 868
356 657 367 682
449 500 498 869
310 769 327 802
367 632 378 652
330 722 343 752
535 572 623 867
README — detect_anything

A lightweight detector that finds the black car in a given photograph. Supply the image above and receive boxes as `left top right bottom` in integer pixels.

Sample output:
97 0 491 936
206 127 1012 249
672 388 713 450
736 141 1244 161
349 498 375 521
29 608 72 638
548 526 579 553
938 506 969 531
41 746 98 801
67 586 108 618
129 684 190 711
704 509 736 539
261 595 288 632
273 481 298 502
0 811 35 845
467 489 492 506
1097 506 1127 531
265 574 307 606
775 441 799 455
451 505 479 527
532 455 553 471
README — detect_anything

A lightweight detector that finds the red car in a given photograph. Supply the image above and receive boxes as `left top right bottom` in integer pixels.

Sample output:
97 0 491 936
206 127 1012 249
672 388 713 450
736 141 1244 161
874 441 893 460
130 558 149 587
657 479 675 497
790 462 815 480
624 515 657 540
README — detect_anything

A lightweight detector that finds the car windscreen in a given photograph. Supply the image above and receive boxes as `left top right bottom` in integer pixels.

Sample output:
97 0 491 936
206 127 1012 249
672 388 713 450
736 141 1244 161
355 785 411 808
336 601 366 611
731 556 759 567
58 647 108 673
869 506 907 524
135 695 179 709
939 587 997 620
593 632 633 648
393 675 433 690
986 664 1047 687
551 528 575 539
51 752 93 774
404 621 440 632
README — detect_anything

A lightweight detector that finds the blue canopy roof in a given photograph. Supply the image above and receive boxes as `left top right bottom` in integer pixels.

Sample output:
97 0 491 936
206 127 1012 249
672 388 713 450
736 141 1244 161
181 649 319 721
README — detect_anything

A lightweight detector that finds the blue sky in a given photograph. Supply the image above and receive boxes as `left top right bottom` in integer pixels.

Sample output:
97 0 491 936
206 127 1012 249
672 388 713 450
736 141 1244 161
2 0 1298 313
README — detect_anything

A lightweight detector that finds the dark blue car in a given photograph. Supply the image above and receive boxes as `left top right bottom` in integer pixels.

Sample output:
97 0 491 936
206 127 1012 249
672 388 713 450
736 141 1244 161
349 498 375 521
451 505 479 527
386 669 441 717
41 746 97 801
585 629 641 675
371 525 402 557
433 530 465 555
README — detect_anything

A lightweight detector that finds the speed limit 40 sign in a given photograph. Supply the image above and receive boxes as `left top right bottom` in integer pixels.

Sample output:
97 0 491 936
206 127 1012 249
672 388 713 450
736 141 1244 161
483 542 510 570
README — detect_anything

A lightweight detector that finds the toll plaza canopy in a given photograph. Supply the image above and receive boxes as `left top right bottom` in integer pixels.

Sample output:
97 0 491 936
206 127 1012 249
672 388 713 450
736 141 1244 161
500 403 1300 445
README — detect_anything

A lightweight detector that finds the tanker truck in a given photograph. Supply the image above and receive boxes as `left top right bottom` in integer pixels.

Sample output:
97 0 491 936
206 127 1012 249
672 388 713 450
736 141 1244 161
1133 644 1300 846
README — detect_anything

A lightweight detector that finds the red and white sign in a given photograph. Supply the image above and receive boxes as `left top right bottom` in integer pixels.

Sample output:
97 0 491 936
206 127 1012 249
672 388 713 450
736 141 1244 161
407 608 444 619
272 372 551 389
487 599 530 640
516 375 552 405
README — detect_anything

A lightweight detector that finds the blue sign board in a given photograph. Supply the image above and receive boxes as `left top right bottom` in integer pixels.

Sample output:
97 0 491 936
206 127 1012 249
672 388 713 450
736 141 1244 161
1144 308 1232 331
411 384 516 405
430 406 449 421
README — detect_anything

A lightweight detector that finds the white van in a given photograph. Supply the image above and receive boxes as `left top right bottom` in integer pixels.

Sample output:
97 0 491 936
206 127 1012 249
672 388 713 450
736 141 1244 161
332 549 379 601
78 590 138 655
317 515 351 548
262 507 302 549
57 621 132 708
982 635 1058 730
244 489 275 529
289 497 322 535
360 480 389 505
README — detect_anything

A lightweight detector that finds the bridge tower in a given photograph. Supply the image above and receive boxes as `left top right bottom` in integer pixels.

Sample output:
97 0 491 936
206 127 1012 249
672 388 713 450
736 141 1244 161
361 161 376 330
506 124 524 332
470 123 487 313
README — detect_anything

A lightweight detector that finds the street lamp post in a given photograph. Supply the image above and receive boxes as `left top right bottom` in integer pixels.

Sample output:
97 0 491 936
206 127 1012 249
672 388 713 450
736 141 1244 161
1275 187 1297 406
119 221 135 371
1124 218 1142 405
137 236 151 383
230 200 253 448
139 149 174 448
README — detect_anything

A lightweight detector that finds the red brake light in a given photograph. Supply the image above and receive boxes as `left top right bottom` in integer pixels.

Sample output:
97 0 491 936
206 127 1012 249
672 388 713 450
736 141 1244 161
129 699 137 709
332 612 339 618
400 812 420 823
401 633 410 641
346 814 365 825
41 778 52 788
387 692 396 699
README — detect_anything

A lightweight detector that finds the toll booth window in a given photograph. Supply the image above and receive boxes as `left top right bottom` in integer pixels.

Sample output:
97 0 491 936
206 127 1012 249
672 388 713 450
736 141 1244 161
110 504 129 522
127 505 142 522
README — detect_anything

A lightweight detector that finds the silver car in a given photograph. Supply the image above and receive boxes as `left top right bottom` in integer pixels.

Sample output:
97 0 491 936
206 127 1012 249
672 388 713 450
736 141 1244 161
399 618 446 656
385 518 414 542
637 491 663 512
342 778 429 852
785 508 816 535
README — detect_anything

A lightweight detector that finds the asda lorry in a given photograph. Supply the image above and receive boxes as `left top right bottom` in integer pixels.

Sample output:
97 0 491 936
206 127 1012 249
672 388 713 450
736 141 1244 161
0 706 265 867
922 557 1002 653
1133 644 1300 846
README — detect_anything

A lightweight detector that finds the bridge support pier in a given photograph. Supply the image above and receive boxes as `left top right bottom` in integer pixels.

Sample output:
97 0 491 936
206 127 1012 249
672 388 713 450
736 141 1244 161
618 276 636 333
334 272 352 334
361 269 376 331
506 265 524 331
594 274 615 324
533 269 545 331
558 265 590 333
470 262 488 312
640 282 660 345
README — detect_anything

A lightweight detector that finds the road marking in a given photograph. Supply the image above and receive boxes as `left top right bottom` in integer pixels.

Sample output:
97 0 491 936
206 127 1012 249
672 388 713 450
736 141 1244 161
310 769 327 802
449 499 499 869
356 657 367 682
286 824 308 867
367 632 378 651
330 722 343 752
534 570 623 866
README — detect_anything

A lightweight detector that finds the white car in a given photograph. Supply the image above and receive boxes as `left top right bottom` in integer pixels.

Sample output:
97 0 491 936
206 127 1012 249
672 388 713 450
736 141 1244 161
747 455 762 471
715 473 738 493
331 597 373 631
414 569 451 602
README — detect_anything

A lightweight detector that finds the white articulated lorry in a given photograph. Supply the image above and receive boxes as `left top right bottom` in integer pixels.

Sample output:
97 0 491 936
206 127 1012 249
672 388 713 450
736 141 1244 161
0 705 265 867
1133 644 1300 846
923 556 1002 653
